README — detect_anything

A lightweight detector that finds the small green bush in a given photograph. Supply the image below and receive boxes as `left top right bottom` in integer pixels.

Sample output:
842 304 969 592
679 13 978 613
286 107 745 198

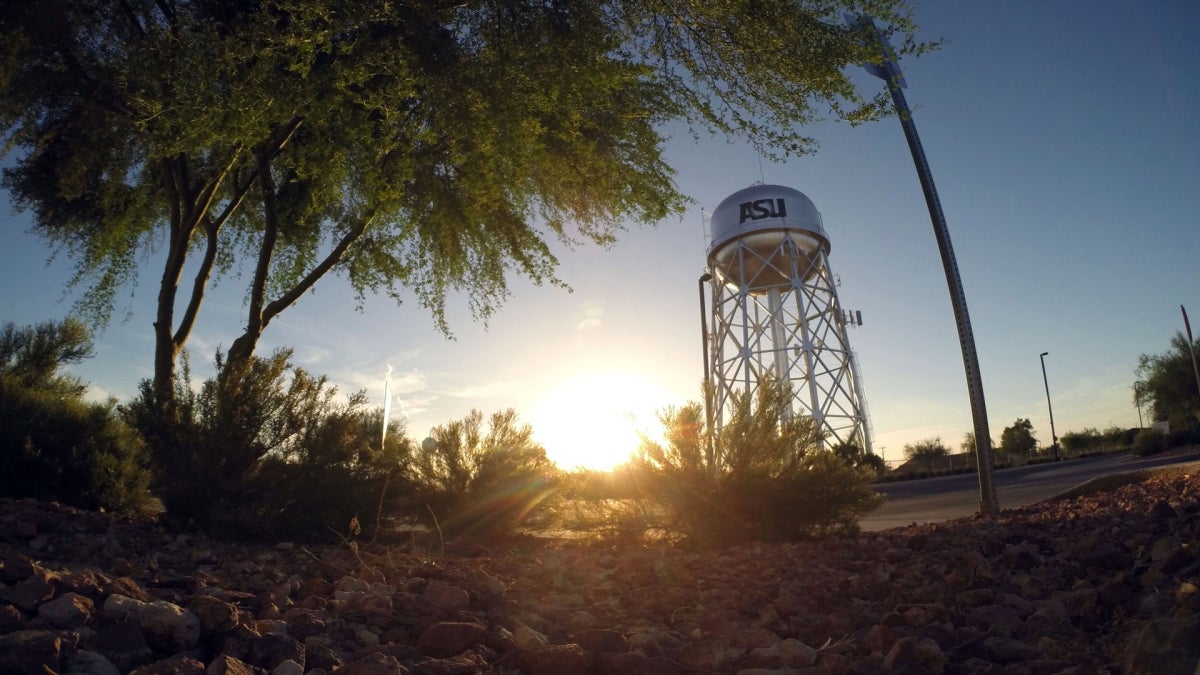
127 348 410 538
1132 429 1168 457
410 408 559 538
626 382 883 546
0 318 153 515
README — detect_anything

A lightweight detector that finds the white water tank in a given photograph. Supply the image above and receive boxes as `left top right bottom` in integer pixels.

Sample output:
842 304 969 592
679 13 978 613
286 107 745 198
707 184 830 290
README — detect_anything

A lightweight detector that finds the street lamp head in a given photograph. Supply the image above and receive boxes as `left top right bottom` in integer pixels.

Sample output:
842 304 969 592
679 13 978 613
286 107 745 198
700 272 713 282
1040 351 1049 357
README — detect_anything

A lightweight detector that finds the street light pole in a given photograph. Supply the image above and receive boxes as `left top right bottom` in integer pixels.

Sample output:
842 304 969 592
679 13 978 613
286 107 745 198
849 16 998 516
699 272 715 469
1134 381 1145 428
1040 352 1059 460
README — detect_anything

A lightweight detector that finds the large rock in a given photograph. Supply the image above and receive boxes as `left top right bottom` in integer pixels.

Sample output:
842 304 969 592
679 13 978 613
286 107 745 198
38 591 95 629
416 622 486 658
0 629 70 675
139 600 202 651
512 644 593 675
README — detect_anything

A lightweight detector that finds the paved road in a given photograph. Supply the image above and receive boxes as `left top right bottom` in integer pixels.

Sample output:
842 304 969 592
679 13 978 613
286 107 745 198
859 451 1200 532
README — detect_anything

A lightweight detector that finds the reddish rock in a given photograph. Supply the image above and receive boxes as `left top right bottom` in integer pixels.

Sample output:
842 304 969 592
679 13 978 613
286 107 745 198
0 629 69 675
421 581 470 613
0 568 60 611
191 596 240 634
513 644 594 675
595 651 691 675
204 654 267 675
883 636 946 674
416 621 486 658
338 651 409 675
128 654 206 674
38 591 95 628
575 628 629 653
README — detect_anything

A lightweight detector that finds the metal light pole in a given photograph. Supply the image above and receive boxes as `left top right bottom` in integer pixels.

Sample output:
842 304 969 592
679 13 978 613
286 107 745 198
849 16 999 516
699 272 715 469
1182 305 1200 403
1039 352 1059 460
1134 381 1145 428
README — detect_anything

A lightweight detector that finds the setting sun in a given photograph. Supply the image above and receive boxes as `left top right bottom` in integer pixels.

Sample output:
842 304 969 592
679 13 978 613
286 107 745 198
530 371 674 471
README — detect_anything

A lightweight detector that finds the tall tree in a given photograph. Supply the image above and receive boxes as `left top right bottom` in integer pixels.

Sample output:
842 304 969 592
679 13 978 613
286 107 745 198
1135 333 1200 430
0 0 931 420
999 418 1037 457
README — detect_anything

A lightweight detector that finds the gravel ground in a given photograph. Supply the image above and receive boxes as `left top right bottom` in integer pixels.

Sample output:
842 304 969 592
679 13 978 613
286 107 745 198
1 466 1198 674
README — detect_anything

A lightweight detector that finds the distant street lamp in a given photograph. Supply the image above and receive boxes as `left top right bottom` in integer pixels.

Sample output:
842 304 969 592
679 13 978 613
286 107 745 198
699 271 715 468
1039 352 1059 460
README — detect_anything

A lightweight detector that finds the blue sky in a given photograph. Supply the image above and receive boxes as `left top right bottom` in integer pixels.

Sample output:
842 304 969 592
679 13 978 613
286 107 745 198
2 1 1198 469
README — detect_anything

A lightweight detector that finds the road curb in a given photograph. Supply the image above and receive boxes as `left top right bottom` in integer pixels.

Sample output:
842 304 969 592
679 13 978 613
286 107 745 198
1039 458 1200 504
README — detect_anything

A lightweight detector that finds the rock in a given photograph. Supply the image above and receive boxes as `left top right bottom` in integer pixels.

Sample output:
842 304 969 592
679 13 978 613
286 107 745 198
511 623 550 649
0 629 69 675
747 638 817 669
38 591 95 628
190 596 240 634
338 652 409 675
1124 614 1200 674
104 594 146 622
222 632 306 671
595 651 693 675
64 649 121 675
93 619 155 671
139 600 202 651
128 654 206 674
575 628 628 654
416 622 486 658
1 553 39 582
982 636 1037 664
421 581 469 613
513 644 594 675
0 568 60 611
205 654 268 675
883 636 946 674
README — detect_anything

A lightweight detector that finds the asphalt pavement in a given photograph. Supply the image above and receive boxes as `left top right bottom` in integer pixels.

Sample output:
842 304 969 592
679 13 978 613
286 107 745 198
858 450 1200 532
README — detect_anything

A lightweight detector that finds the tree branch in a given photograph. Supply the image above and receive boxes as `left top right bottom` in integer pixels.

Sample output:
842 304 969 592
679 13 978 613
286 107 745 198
260 212 377 326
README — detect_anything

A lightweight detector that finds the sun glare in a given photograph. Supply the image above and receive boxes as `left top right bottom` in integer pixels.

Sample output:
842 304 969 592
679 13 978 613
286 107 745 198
530 372 672 472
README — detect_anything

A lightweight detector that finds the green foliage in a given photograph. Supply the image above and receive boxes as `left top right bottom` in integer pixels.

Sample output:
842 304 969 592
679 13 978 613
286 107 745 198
903 438 950 472
1136 333 1200 430
1132 428 1169 458
0 319 93 396
628 383 883 545
410 408 558 538
832 441 886 475
999 418 1038 457
0 0 935 416
0 319 152 514
126 348 407 538
1059 428 1101 456
1059 426 1135 457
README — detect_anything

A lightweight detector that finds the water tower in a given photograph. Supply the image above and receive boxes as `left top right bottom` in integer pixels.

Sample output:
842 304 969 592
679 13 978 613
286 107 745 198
704 184 872 454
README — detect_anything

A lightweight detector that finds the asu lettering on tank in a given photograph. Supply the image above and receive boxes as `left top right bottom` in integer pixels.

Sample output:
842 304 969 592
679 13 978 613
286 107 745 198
737 198 787 224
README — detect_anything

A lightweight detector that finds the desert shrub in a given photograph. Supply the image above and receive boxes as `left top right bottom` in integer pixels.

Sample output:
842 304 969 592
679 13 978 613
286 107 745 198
410 408 558 538
628 382 884 546
0 319 153 514
903 438 950 472
1132 429 1168 457
1060 428 1101 456
127 348 409 538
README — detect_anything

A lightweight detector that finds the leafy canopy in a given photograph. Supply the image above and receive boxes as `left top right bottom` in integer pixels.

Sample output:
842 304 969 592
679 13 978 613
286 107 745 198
0 0 932 337
902 437 949 470
998 418 1037 456
1135 333 1200 430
